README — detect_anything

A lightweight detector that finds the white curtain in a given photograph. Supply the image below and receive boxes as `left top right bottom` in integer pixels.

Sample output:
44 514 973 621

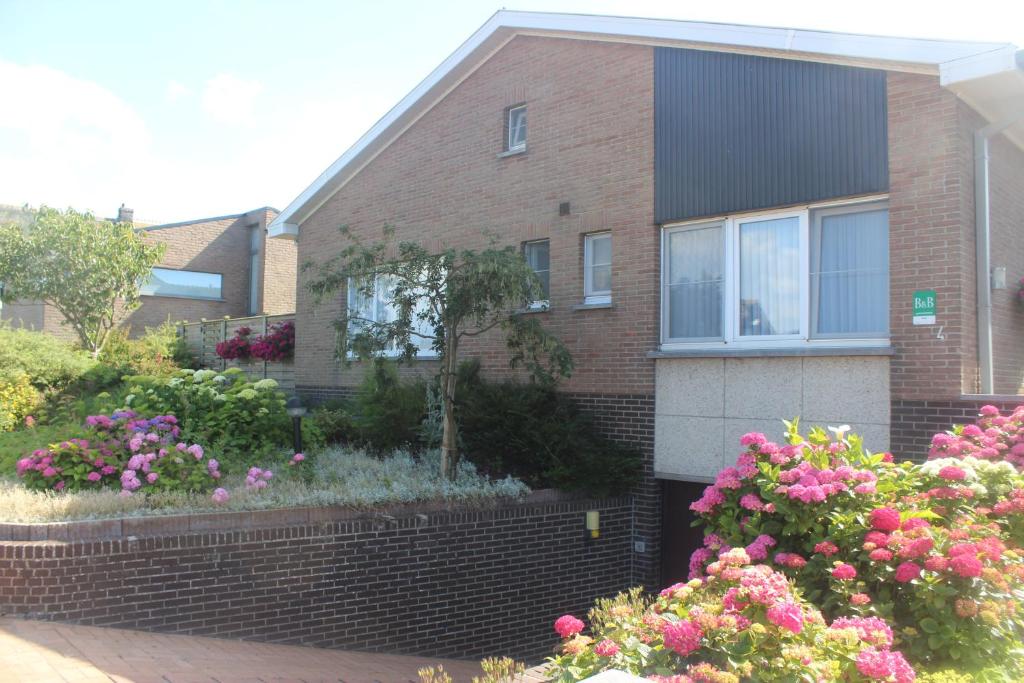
667 225 722 339
739 217 800 336
811 209 888 336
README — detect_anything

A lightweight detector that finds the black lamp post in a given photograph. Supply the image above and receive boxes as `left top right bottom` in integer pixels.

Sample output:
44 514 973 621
286 396 307 454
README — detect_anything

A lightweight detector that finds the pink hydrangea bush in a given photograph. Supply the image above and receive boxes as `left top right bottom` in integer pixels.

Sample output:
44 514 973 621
928 404 1024 471
16 412 220 494
547 549 914 682
688 417 1024 672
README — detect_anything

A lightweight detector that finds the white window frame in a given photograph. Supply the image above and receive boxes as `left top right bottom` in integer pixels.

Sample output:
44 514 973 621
507 104 527 152
583 232 612 305
660 196 890 351
140 267 223 300
346 275 437 359
523 238 550 311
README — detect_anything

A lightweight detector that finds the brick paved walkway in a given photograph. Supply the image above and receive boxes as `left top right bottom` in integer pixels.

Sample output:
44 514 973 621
0 618 483 683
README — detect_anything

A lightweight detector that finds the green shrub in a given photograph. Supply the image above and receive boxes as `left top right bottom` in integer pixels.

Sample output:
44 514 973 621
0 421 81 475
122 368 293 470
98 323 185 377
352 359 427 452
312 398 359 445
456 362 641 496
0 373 41 432
0 325 97 392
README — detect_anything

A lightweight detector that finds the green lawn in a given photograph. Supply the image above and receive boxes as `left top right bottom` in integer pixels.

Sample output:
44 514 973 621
0 423 81 475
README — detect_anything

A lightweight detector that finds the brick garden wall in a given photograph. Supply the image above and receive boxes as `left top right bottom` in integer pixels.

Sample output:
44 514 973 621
0 495 633 661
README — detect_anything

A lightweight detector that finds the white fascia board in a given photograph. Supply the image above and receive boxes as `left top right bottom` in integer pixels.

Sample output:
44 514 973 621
940 45 1021 85
268 10 1018 236
267 221 298 239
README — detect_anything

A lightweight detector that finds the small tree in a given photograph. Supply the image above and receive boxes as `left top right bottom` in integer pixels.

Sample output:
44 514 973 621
0 206 165 357
305 226 573 479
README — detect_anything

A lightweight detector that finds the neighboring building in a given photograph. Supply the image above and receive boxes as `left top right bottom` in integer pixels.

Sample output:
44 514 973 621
269 11 1024 585
1 205 296 338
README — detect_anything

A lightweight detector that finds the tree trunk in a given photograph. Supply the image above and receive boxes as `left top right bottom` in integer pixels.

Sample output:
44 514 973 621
440 333 459 480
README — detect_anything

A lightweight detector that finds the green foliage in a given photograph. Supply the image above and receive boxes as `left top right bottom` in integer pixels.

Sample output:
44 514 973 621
304 225 573 478
352 359 427 452
98 323 185 377
0 325 98 392
0 206 165 355
456 362 641 497
122 369 294 471
0 373 41 433
0 421 81 476
311 398 359 445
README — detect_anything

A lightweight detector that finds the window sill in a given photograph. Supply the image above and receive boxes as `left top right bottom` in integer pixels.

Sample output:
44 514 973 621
497 147 527 159
648 345 894 359
572 301 613 311
141 293 226 302
517 302 550 315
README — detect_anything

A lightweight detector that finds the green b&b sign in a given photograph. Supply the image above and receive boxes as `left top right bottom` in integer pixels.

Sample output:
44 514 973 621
913 289 936 325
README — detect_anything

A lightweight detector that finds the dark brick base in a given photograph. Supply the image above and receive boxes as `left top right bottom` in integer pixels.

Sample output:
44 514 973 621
891 397 1024 460
0 498 632 661
566 393 659 591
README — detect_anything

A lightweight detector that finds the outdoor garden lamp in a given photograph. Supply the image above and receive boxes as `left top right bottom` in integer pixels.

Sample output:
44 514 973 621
286 396 307 454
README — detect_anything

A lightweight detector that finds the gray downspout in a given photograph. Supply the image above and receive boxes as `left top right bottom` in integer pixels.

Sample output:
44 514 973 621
975 117 1024 395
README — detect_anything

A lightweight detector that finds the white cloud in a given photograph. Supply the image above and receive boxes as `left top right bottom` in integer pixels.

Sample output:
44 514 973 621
201 73 264 124
0 60 151 216
165 80 192 103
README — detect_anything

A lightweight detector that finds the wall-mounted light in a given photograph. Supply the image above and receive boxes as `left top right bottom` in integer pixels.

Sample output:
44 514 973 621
585 510 600 539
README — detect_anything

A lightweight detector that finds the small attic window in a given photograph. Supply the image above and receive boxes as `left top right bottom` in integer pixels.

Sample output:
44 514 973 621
506 105 527 152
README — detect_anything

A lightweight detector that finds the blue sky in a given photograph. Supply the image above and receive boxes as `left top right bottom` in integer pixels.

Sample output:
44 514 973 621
1 0 1022 224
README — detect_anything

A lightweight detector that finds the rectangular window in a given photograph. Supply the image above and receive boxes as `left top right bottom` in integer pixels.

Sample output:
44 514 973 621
140 268 222 300
248 225 262 315
665 223 723 340
523 239 550 305
810 205 889 338
346 275 435 357
584 232 612 305
507 105 527 152
661 200 888 348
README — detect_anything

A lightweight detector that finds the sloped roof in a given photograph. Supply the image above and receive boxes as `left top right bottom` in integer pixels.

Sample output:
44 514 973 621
269 10 1023 237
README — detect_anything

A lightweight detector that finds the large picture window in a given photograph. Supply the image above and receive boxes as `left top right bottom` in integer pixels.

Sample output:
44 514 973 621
346 275 435 357
661 200 888 348
140 268 222 300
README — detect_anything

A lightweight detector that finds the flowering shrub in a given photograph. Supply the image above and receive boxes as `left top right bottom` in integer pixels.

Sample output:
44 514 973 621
249 320 294 362
0 372 41 432
548 549 915 682
122 368 308 465
215 326 253 360
215 321 295 362
15 411 219 494
928 404 1024 471
688 418 1024 672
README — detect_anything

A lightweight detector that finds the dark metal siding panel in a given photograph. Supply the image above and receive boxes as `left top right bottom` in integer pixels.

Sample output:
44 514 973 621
654 48 889 224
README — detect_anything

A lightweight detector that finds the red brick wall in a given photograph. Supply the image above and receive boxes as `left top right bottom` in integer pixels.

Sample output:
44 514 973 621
886 73 977 401
294 36 656 395
260 210 297 315
988 133 1024 395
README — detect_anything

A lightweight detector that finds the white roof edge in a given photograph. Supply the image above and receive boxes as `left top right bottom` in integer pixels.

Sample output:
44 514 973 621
940 44 1021 85
268 10 1018 235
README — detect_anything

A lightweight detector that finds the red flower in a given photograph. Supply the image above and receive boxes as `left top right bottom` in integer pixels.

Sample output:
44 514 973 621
894 562 922 583
949 555 983 578
832 563 857 580
554 615 585 638
869 507 901 532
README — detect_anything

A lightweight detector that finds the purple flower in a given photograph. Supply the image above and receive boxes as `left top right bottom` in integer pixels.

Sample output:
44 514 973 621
212 488 230 504
87 472 102 482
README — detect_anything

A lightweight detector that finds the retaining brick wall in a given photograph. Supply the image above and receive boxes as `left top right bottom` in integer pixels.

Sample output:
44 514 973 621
0 494 633 661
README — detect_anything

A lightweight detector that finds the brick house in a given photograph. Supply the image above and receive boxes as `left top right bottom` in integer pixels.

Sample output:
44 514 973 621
269 11 1024 585
1 205 296 339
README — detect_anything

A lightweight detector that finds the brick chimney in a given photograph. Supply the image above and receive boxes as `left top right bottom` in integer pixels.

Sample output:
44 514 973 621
117 204 134 224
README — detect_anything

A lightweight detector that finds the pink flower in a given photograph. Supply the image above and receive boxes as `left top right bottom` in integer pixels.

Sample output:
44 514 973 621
211 488 230 504
832 563 857 580
739 493 765 511
869 507 901 532
938 466 967 481
24 415 35 428
146 472 159 484
831 617 894 648
855 647 915 683
979 405 1000 417
663 619 703 656
850 593 872 606
950 555 983 578
42 467 57 478
766 601 803 634
554 615 585 638
292 453 305 463
593 639 619 657
814 541 839 557
869 548 893 562
87 472 102 482
739 432 767 446
924 556 948 572
895 562 922 583
54 480 65 491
